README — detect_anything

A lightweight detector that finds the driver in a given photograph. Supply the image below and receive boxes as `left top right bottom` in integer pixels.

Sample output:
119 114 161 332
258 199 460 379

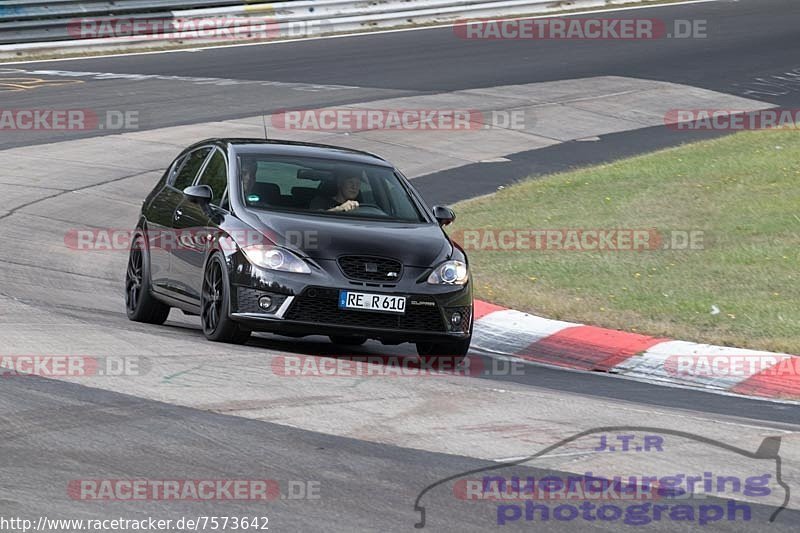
310 167 362 212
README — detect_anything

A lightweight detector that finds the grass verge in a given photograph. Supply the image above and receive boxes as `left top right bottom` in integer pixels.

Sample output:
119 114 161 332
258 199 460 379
451 129 800 353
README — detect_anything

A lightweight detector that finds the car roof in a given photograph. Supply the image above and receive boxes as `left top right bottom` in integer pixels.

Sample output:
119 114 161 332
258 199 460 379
188 138 394 168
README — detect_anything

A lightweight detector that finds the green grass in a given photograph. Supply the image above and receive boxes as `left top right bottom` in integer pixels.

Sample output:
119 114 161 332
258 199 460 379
451 129 800 353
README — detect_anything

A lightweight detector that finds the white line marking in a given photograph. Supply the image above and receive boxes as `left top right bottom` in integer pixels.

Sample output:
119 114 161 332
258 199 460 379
0 67 359 91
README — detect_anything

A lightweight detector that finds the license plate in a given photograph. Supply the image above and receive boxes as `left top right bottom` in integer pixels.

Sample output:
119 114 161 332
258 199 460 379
338 291 406 314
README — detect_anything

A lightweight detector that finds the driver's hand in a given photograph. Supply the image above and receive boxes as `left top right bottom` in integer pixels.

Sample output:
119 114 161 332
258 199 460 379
332 200 359 212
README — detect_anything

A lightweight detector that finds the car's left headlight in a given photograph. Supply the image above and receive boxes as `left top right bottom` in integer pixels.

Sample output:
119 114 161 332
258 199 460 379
427 260 468 285
241 245 311 274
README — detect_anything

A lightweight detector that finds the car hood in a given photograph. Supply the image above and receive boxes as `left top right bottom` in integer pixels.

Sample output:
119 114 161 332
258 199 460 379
251 211 450 266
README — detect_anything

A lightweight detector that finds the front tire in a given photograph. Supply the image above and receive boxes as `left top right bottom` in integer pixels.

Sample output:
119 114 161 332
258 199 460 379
201 254 251 344
125 233 170 325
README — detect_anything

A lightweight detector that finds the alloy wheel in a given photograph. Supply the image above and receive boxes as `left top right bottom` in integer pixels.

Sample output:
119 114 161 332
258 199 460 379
202 260 224 335
125 243 143 313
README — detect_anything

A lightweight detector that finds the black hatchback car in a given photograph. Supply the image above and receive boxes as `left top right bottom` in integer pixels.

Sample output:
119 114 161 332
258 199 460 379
125 139 472 359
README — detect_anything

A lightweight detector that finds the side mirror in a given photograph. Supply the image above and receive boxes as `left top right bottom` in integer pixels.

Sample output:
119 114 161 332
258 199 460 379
432 205 456 226
183 185 213 204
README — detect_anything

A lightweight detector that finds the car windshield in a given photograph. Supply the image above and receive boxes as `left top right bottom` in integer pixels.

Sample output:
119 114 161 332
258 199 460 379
238 154 426 223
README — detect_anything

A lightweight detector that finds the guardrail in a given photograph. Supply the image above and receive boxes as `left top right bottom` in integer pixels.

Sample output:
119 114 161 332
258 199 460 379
0 1 246 21
0 0 643 55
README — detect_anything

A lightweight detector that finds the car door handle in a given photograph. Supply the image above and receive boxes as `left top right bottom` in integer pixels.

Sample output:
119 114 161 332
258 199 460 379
174 209 183 220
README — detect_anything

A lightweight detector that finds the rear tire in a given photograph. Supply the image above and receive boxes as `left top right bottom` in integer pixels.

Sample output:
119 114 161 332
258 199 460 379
125 233 170 325
416 337 471 367
201 254 251 344
330 335 368 346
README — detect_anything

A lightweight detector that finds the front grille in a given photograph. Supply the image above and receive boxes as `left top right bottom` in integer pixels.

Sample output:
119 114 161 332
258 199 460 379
284 287 446 332
337 256 402 282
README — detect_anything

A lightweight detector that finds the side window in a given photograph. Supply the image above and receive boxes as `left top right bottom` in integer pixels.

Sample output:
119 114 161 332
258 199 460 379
173 147 212 190
167 154 187 183
197 150 228 206
384 173 419 220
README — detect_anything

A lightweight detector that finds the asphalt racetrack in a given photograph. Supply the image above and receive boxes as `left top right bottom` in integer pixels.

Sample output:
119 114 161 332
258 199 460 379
0 0 799 531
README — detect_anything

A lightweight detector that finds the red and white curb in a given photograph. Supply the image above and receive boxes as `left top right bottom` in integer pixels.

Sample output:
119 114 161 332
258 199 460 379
472 300 800 403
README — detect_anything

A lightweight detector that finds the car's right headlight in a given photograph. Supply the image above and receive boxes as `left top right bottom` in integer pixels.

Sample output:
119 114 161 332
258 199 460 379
427 260 468 285
241 245 311 274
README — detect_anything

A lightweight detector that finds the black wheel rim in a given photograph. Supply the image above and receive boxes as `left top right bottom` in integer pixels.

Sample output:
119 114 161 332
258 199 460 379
125 242 143 313
202 260 223 335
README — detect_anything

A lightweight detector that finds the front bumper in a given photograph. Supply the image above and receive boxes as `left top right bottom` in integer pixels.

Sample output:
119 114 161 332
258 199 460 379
227 253 472 343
